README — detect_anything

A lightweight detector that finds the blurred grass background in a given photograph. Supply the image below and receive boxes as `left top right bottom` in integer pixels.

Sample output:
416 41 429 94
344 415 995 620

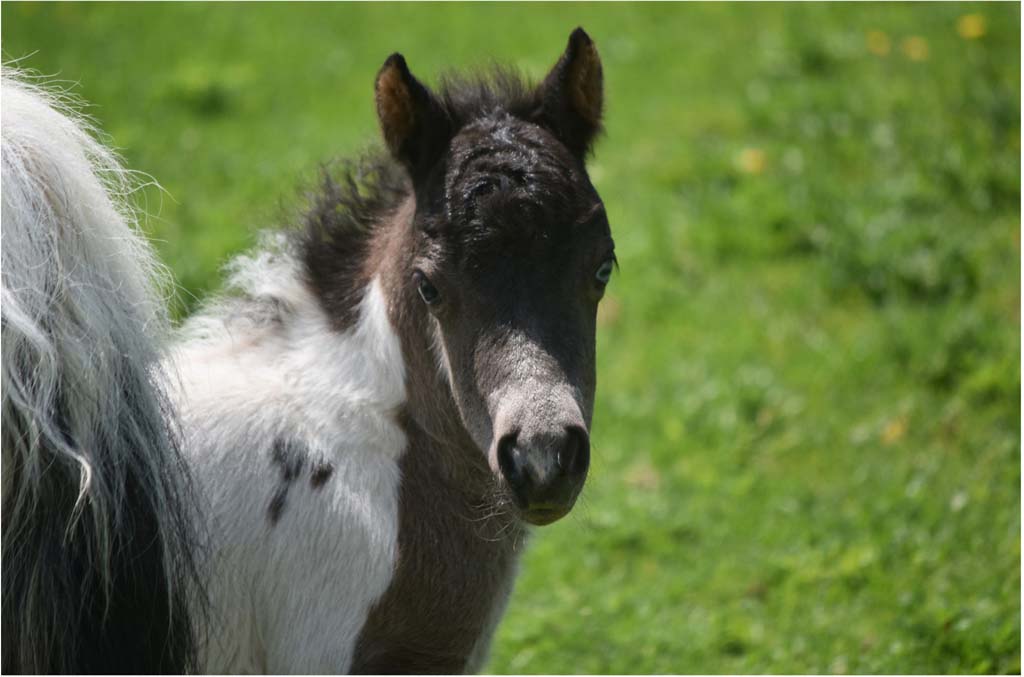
3 2 1019 673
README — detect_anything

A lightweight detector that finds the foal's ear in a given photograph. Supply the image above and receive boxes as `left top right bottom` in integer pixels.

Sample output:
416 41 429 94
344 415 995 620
375 53 450 175
536 27 604 159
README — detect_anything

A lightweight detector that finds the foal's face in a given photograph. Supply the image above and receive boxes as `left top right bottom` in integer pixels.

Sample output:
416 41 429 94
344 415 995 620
376 29 610 525
417 121 613 524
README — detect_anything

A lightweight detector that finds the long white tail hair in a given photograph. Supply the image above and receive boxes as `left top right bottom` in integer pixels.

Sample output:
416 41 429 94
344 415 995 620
1 70 203 673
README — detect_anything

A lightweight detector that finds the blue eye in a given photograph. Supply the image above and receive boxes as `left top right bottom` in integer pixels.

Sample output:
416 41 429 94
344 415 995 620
595 259 615 286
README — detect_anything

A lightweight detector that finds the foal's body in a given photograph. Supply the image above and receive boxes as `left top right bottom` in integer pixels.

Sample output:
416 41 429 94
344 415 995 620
172 264 414 672
173 225 519 672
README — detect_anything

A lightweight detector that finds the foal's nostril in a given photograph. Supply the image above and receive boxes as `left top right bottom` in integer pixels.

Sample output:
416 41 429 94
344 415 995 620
497 432 530 507
559 425 591 477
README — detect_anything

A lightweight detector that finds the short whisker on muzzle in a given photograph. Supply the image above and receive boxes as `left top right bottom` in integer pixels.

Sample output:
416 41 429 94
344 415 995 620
457 478 524 542
565 484 597 535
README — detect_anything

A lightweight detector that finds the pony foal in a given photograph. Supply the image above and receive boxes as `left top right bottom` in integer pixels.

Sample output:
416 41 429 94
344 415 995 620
2 27 614 674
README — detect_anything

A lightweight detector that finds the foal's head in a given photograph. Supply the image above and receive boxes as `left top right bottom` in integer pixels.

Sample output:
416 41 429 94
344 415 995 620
377 29 613 525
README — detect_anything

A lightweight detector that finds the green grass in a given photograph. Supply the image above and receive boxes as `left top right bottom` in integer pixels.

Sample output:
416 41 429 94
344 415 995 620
3 3 1019 673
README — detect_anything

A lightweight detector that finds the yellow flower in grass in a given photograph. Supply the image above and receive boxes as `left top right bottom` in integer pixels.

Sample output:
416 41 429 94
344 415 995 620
957 14 987 40
901 36 930 62
866 30 891 56
737 147 766 175
881 416 908 445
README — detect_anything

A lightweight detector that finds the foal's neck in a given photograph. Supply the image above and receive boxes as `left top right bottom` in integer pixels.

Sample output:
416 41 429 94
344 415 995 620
367 197 498 496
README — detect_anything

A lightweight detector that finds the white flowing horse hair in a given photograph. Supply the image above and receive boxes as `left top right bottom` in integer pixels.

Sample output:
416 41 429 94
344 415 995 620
1 71 201 673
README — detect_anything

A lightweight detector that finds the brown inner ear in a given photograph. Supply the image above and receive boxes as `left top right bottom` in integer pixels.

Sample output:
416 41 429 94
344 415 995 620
376 65 415 155
568 41 602 126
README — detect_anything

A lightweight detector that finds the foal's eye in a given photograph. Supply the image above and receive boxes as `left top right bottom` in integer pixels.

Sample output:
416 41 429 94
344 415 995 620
413 270 441 306
595 259 615 286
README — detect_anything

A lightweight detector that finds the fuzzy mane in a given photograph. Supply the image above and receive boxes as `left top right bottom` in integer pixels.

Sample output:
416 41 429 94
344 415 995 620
298 155 408 329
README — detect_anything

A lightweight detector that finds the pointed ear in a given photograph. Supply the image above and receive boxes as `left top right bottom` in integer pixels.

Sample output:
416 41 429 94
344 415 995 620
375 53 450 175
536 28 604 158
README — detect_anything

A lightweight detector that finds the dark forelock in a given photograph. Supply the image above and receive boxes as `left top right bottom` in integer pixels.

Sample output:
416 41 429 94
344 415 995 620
440 112 591 255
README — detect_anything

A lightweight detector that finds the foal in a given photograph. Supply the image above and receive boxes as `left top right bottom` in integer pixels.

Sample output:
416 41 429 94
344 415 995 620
174 28 614 673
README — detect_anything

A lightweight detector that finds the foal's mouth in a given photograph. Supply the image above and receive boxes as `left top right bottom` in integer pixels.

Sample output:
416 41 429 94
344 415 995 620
521 504 574 526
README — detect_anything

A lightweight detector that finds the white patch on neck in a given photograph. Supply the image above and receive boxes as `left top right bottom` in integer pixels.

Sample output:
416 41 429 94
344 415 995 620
278 277 406 437
170 263 407 673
